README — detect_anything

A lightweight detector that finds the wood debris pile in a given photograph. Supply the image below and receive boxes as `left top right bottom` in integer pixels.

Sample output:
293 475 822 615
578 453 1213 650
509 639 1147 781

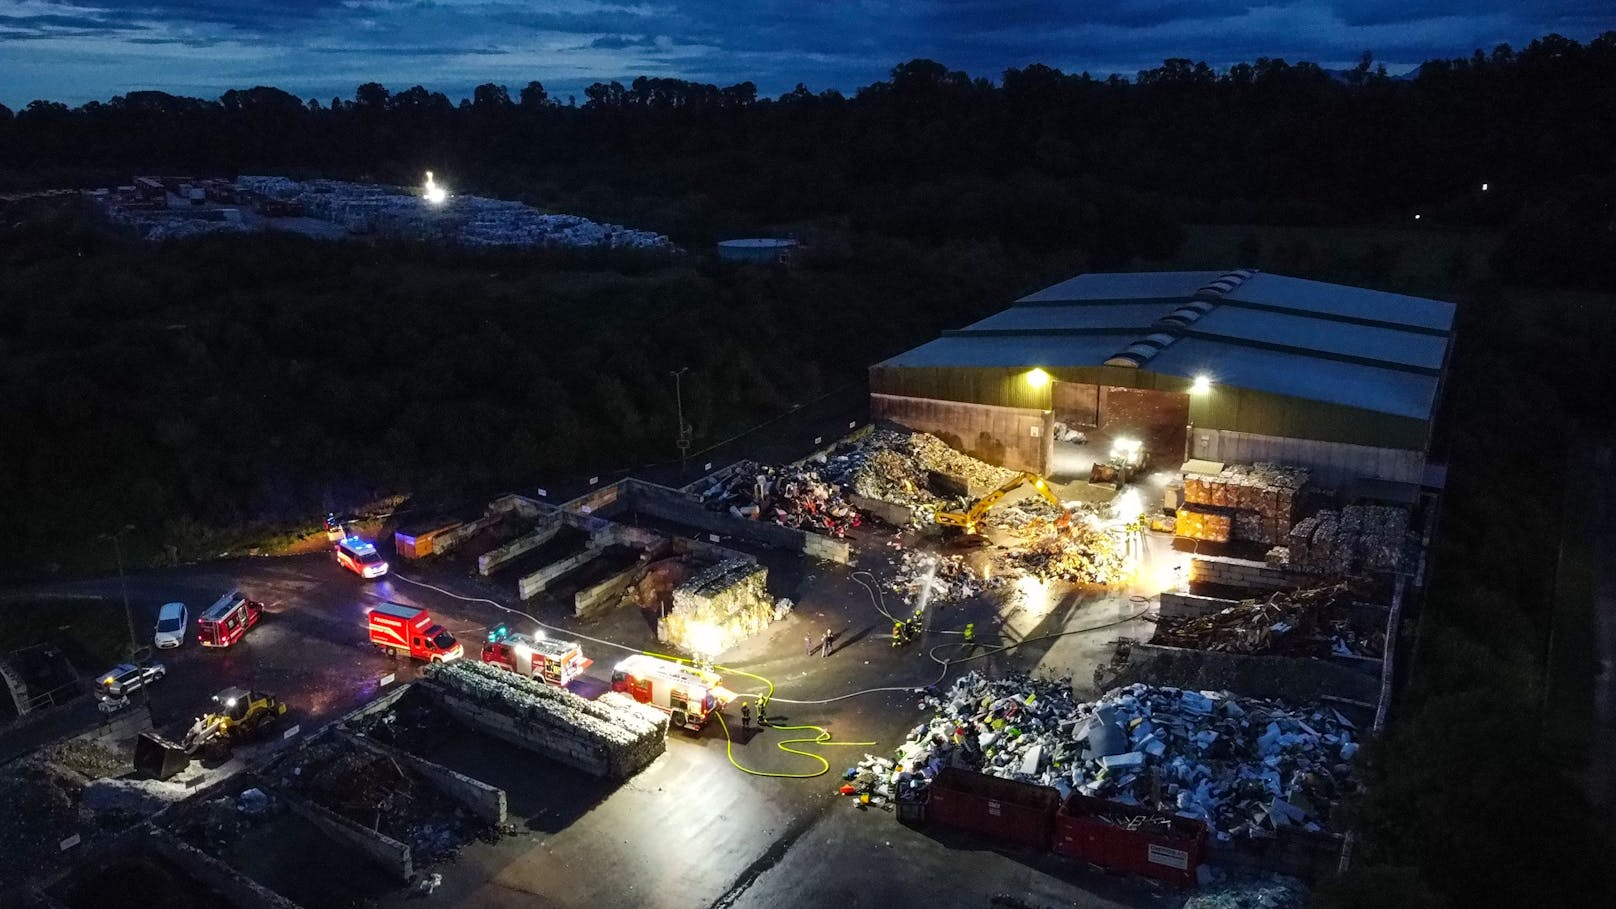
1151 584 1383 658
996 522 1130 585
818 429 1017 510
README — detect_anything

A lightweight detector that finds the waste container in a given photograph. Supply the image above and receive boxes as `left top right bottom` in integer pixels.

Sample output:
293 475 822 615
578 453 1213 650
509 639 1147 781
1053 794 1207 888
925 768 1059 850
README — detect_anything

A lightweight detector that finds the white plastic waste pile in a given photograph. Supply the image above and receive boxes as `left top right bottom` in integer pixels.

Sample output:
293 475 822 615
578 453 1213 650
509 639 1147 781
886 550 993 608
873 672 1361 840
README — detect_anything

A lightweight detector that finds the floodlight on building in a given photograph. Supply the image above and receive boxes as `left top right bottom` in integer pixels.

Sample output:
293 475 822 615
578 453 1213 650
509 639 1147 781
1024 368 1051 389
1481 182 1489 191
423 170 447 205
1190 374 1213 395
1413 213 1422 220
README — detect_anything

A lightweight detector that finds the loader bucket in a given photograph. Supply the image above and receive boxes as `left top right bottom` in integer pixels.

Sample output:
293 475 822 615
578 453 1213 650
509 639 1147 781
134 731 191 780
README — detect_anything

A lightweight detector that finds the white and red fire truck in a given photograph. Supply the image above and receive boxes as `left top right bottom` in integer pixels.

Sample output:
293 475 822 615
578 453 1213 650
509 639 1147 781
610 654 733 731
481 629 591 687
366 602 462 663
335 536 389 579
197 590 263 648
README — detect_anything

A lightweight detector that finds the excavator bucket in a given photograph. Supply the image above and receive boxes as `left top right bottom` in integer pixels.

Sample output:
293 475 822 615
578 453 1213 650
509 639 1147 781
134 731 191 780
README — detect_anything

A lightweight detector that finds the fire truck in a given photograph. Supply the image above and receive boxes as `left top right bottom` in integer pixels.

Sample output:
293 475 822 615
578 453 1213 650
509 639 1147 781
481 627 591 687
610 654 733 732
366 602 462 663
197 590 263 648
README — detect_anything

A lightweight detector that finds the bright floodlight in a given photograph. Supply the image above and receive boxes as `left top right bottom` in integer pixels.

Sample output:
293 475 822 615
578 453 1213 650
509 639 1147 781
1190 374 1212 395
1481 182 1489 191
423 170 447 205
1414 213 1422 220
1024 367 1051 389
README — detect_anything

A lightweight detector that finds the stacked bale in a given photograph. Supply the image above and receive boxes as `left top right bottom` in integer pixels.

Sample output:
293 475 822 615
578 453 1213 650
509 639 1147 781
1174 503 1234 542
1180 463 1308 545
1289 505 1408 574
658 559 774 655
427 661 666 779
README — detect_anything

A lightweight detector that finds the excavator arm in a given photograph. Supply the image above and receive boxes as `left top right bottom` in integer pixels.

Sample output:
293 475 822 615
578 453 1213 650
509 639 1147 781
934 472 1071 534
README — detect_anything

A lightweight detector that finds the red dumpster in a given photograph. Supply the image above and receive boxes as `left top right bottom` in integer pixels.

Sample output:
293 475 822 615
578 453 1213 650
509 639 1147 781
1053 794 1207 888
925 768 1060 850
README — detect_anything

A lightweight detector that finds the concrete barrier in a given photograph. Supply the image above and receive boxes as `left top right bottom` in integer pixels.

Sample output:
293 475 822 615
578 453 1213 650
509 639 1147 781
1158 590 1241 619
849 493 915 528
1190 554 1318 592
518 544 609 600
479 516 563 576
1125 642 1379 705
627 480 852 564
145 832 306 909
423 685 612 779
277 790 412 882
338 731 506 825
574 561 645 617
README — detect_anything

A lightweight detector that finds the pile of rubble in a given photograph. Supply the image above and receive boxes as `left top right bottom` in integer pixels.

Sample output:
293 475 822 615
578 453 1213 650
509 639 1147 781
995 522 1130 586
696 462 862 536
1152 584 1384 659
0 761 88 888
819 429 1017 510
277 736 480 862
234 176 674 251
1278 504 1408 574
1185 873 1309 909
1180 464 1310 545
658 558 778 655
428 661 667 778
886 550 993 608
867 673 1360 840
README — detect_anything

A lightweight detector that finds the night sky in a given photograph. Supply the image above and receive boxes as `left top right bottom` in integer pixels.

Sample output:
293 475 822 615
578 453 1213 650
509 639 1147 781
3 1 1612 107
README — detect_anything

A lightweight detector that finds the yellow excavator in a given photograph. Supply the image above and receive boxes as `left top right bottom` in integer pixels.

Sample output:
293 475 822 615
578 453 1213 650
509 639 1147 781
135 686 288 779
933 472 1072 536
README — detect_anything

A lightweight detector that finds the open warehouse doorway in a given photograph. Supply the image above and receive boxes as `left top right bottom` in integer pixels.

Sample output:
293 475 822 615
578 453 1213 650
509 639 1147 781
1048 381 1188 482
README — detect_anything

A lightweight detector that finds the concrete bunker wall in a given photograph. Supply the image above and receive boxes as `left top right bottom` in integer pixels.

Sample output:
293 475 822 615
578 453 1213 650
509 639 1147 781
871 393 1046 474
276 790 412 883
337 730 506 825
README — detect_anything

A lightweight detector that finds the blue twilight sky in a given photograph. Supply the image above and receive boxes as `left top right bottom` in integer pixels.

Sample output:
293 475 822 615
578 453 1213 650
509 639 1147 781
2 1 1612 108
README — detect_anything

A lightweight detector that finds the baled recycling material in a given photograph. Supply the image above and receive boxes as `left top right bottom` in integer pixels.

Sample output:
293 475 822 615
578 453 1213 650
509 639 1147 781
658 558 778 655
1182 464 1309 545
858 673 1360 841
1282 504 1408 575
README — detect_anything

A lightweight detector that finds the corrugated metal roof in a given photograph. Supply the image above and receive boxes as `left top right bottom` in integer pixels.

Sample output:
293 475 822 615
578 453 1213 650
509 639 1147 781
878 333 1138 368
1222 272 1455 332
1189 305 1448 371
1017 270 1227 303
1147 338 1440 420
961 303 1176 333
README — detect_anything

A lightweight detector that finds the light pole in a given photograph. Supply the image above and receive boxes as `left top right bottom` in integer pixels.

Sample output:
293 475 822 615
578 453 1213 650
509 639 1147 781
100 524 150 708
670 368 693 472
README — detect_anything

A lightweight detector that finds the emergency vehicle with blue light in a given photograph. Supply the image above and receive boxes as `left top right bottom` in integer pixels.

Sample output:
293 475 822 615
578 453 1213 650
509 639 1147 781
336 536 389 578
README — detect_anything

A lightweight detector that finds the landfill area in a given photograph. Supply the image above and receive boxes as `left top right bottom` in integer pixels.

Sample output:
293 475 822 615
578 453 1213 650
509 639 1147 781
233 176 674 250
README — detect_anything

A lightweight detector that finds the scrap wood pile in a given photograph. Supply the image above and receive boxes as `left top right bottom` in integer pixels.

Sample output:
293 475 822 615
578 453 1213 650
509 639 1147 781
859 673 1359 840
427 661 667 777
696 461 862 536
1276 504 1408 575
1152 583 1384 659
279 736 478 861
658 558 780 655
620 556 689 615
1182 464 1309 545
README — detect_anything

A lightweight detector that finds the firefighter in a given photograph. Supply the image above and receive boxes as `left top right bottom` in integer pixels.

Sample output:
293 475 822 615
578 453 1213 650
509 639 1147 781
892 621 905 648
740 703 752 731
757 697 769 727
821 628 833 658
964 623 975 643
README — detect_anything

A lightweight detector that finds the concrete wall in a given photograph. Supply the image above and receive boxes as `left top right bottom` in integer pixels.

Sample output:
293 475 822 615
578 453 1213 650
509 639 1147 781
423 685 613 779
627 480 852 564
1158 590 1241 619
1126 642 1379 705
518 545 609 600
871 393 1046 474
575 561 645 617
1189 428 1426 487
1051 380 1100 426
338 731 506 825
1190 555 1318 592
478 515 563 576
277 790 412 882
144 832 306 909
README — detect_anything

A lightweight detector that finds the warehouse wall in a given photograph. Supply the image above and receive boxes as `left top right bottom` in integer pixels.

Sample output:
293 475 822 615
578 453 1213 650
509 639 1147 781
871 364 1430 452
871 393 1046 473
1188 428 1426 486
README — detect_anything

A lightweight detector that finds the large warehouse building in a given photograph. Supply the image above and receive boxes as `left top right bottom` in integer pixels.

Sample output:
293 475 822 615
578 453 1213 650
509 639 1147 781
870 269 1455 487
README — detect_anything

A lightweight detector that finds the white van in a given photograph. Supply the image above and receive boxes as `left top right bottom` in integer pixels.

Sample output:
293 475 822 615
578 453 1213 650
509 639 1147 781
153 601 188 649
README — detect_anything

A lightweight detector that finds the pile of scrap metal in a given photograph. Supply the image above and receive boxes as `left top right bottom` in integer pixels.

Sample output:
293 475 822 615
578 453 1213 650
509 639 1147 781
657 558 778 656
1151 584 1384 658
818 429 1017 511
1274 504 1409 574
995 520 1130 585
864 673 1360 840
696 461 862 536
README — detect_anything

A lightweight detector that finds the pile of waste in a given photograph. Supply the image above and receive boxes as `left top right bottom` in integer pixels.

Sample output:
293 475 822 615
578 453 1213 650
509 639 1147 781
277 736 482 862
1279 504 1408 574
819 429 1017 510
1185 872 1309 908
995 522 1130 585
865 673 1360 840
696 462 862 536
0 761 89 889
658 558 778 655
886 550 993 608
1152 584 1384 659
1051 421 1087 443
427 660 667 778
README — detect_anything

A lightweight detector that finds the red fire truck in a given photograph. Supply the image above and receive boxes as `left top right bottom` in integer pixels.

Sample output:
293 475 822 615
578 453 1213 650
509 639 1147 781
367 602 462 663
197 590 263 648
481 629 591 687
610 654 733 731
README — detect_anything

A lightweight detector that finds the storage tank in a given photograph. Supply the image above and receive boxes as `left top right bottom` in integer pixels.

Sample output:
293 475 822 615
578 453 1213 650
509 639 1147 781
717 237 798 264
